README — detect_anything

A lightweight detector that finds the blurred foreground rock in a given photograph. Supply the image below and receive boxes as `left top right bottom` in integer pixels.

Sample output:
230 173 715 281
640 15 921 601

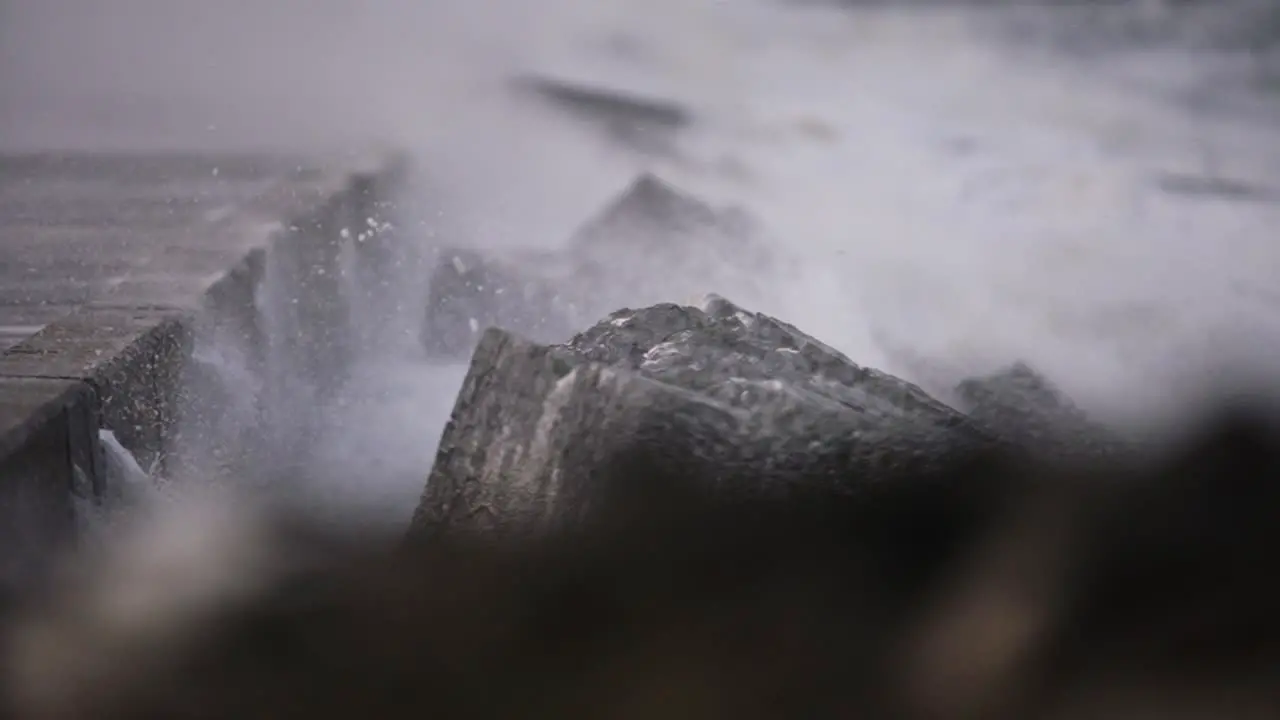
11 399 1280 720
411 295 1012 539
420 173 772 361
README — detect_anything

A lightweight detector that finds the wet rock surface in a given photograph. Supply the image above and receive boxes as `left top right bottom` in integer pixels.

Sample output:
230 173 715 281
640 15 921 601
411 295 1019 540
551 296 977 438
420 173 774 361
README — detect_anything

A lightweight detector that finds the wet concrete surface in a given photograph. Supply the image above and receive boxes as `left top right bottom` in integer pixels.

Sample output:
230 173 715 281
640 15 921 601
0 149 394 577
0 153 352 350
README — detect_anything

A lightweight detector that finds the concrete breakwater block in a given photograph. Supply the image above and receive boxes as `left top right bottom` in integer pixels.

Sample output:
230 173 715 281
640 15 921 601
0 150 405 586
410 295 1013 540
0 378 94 589
420 173 773 362
410 293 1133 540
0 307 191 479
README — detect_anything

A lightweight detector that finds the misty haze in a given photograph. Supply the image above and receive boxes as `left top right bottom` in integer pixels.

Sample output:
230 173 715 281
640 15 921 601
6 5 1280 719
2 0 1280 519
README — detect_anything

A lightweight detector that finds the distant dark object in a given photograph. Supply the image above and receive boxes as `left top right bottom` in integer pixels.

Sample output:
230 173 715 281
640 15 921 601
514 73 691 155
1155 171 1280 203
515 74 691 128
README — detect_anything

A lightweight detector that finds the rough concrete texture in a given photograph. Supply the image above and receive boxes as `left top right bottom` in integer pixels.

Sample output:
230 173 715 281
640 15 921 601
410 297 1010 541
411 329 573 537
0 153 365 340
0 151 402 578
0 378 94 590
0 308 191 474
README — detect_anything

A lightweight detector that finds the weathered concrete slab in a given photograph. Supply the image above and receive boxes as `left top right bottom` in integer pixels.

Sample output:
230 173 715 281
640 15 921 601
410 297 997 541
0 150 405 574
0 305 77 355
0 152 361 350
0 377 94 590
0 307 190 473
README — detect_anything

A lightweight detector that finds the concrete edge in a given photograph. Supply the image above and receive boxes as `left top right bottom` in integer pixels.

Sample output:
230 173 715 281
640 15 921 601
0 307 192 475
0 149 410 586
0 377 95 589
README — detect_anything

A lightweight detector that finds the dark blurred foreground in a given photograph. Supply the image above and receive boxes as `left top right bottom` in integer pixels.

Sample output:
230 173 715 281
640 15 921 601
3 396 1279 720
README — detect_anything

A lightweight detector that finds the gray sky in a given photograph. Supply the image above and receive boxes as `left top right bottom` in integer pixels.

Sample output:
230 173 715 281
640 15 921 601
0 0 533 150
